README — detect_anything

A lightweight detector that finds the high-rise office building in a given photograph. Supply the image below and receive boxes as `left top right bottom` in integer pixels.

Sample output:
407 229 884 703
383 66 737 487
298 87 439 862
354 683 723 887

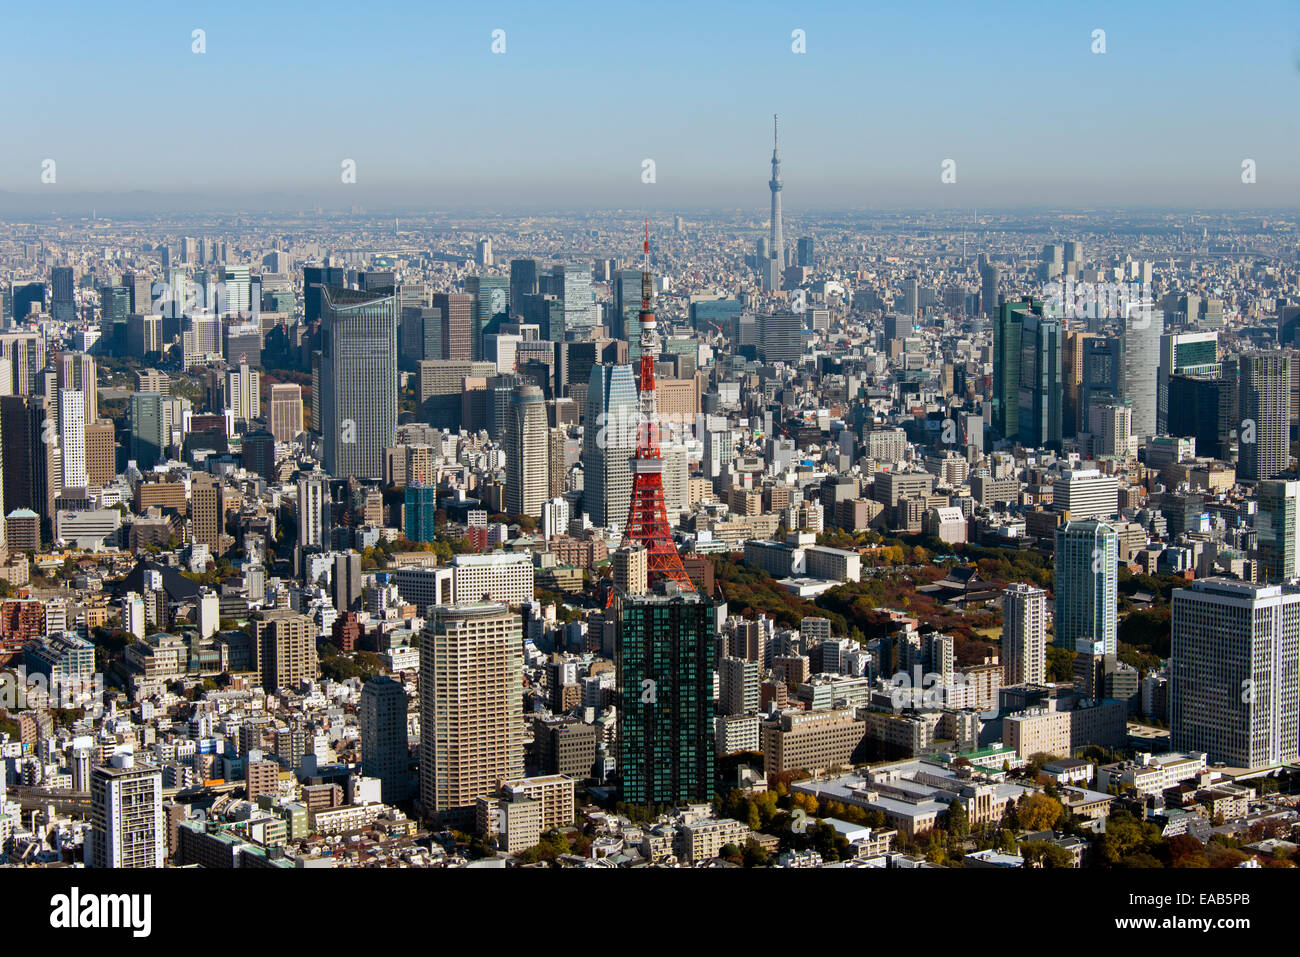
465 276 509 360
509 259 538 315
320 286 397 480
554 265 594 338
268 383 303 442
1078 335 1123 435
1237 351 1291 483
433 292 473 360
980 263 1001 317
404 482 438 542
1168 370 1236 461
84 420 115 488
992 300 1023 440
303 265 346 323
226 361 260 424
1257 480 1300 584
361 675 410 805
419 603 524 825
1157 331 1219 435
797 237 814 268
1120 306 1163 440
1017 308 1063 450
995 299 1060 447
58 388 86 491
1171 579 1300 769
617 587 716 806
505 384 548 518
1054 520 1118 655
759 313 804 365
86 755 166 868
1002 582 1047 686
51 266 75 322
582 364 637 529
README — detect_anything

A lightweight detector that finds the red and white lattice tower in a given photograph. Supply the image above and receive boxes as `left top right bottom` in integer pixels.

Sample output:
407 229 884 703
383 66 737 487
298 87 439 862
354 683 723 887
623 223 694 591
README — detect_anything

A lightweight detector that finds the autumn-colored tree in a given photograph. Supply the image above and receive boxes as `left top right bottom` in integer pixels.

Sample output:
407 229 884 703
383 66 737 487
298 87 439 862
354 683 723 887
1017 792 1064 832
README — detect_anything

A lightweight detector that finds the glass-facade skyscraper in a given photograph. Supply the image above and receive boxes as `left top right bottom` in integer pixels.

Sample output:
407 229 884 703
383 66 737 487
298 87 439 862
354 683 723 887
404 483 438 543
1054 520 1118 655
616 588 716 807
321 286 398 480
582 364 637 530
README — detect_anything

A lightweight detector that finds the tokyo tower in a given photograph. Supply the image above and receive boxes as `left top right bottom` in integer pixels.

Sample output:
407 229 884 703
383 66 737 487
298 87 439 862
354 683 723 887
623 223 694 591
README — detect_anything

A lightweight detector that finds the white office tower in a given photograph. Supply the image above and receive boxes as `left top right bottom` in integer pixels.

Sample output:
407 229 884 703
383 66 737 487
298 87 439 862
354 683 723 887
1120 305 1163 440
1002 583 1047 686
703 426 734 479
582 364 637 529
542 496 570 541
226 361 260 424
59 388 86 490
297 473 328 551
1171 579 1300 769
1051 467 1119 520
87 753 166 868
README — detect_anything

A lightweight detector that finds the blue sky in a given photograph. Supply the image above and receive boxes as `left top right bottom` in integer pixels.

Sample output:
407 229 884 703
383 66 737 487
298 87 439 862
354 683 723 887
2 0 1298 209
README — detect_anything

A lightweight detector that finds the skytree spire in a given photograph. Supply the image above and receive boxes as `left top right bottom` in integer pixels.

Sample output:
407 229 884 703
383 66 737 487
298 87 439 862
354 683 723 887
768 113 785 287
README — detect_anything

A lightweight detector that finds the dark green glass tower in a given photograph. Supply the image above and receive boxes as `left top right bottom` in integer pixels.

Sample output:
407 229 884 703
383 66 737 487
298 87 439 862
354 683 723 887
616 588 716 807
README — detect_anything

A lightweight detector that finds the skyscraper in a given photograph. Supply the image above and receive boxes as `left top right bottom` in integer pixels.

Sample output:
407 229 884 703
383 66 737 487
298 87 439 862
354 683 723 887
51 266 75 323
404 482 438 542
1237 351 1291 483
87 754 166 868
509 259 538 314
433 292 473 360
320 286 398 480
1120 306 1163 441
980 263 1001 318
1157 331 1219 434
1054 520 1118 655
1171 579 1300 769
1002 582 1047 686
268 383 303 442
617 587 716 806
554 264 594 339
767 114 785 290
1017 308 1063 450
505 384 548 519
419 603 524 826
58 388 86 490
1257 480 1300 584
361 675 410 805
582 364 637 529
992 300 1022 440
465 275 509 360
226 361 260 425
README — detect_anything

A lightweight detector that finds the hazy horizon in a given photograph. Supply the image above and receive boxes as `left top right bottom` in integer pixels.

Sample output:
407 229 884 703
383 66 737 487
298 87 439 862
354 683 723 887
4 0 1298 215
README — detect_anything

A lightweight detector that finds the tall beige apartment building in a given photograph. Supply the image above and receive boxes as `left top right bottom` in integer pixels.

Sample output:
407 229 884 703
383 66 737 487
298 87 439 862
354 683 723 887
253 609 319 691
419 603 524 826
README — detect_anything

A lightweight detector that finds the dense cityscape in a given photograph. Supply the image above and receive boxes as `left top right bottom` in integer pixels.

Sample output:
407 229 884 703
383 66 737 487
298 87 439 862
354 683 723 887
0 17 1297 935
